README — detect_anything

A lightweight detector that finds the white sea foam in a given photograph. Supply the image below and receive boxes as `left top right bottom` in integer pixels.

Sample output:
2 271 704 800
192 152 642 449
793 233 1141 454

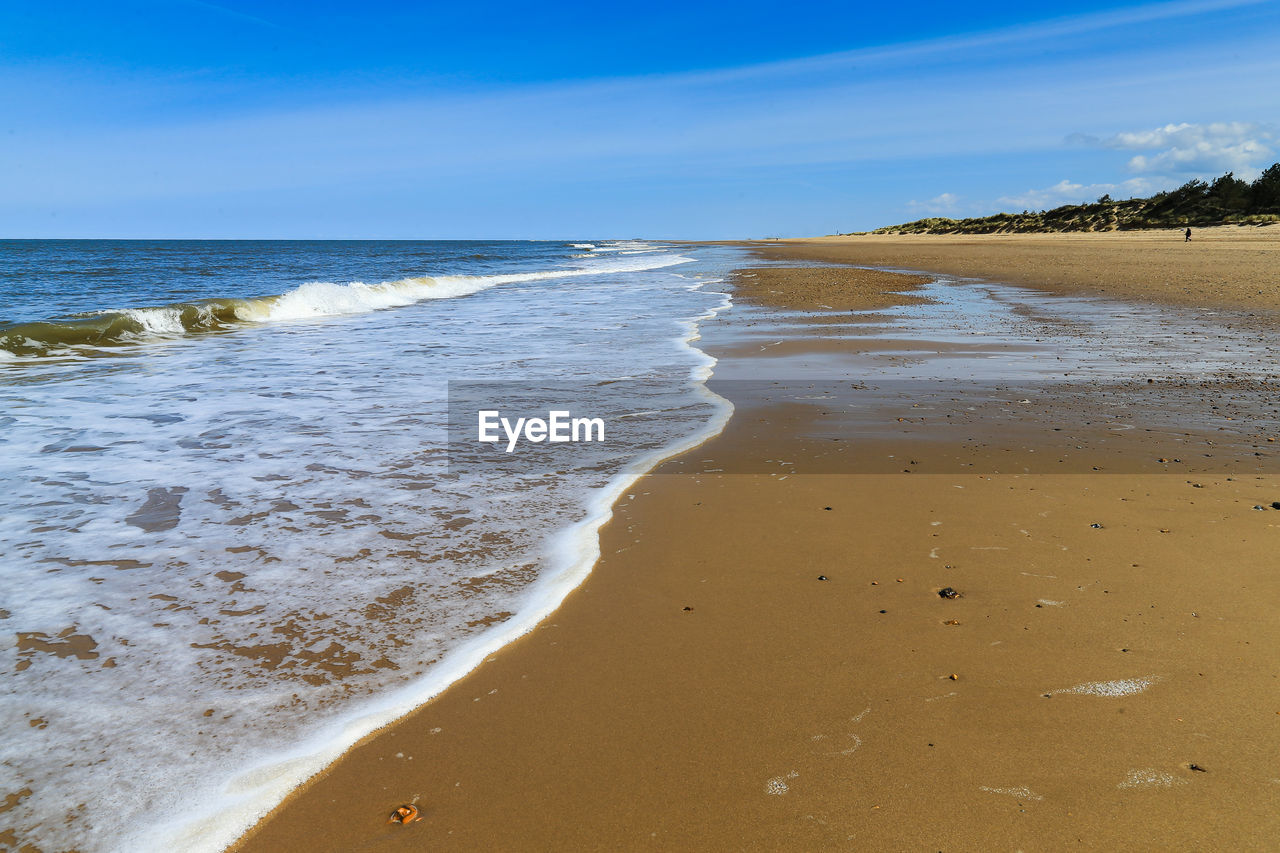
764 772 798 795
0 241 736 852
244 254 692 323
1117 768 1186 789
143 267 734 853
1051 675 1162 697
980 785 1043 800
121 306 189 335
586 240 660 254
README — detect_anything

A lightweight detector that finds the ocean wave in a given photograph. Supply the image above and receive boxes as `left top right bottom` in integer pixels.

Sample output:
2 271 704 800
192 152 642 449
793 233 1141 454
142 273 733 853
0 252 690 359
588 240 662 254
0 302 245 357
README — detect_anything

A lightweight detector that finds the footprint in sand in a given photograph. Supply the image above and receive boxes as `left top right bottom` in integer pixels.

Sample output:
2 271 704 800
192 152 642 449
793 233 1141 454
813 708 870 756
819 734 863 756
771 709 871 796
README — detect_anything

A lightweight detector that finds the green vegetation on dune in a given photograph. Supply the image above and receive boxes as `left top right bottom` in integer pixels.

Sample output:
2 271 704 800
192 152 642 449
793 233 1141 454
868 164 1280 234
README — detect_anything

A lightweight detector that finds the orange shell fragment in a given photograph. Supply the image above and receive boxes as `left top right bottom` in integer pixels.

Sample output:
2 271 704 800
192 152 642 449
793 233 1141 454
389 804 422 824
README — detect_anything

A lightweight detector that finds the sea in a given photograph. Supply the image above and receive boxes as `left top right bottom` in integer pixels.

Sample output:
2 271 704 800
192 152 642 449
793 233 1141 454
0 239 735 851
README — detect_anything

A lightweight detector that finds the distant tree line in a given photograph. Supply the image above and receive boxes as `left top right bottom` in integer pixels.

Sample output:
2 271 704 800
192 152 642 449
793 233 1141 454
868 163 1280 235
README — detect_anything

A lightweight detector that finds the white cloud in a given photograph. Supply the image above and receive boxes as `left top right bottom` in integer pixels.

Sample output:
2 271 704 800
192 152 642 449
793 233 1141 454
906 192 961 216
1099 122 1275 179
996 177 1163 211
899 118 1277 219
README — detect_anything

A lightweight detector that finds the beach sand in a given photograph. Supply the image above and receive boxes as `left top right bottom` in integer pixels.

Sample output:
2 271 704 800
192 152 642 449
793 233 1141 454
233 242 1280 851
759 225 1280 314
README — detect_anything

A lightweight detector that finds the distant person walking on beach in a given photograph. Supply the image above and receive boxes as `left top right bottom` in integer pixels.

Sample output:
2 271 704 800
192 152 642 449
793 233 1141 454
1185 227 1192 242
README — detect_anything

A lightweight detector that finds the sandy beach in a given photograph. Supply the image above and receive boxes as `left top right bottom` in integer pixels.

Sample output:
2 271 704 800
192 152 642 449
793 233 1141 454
233 234 1280 852
761 226 1280 314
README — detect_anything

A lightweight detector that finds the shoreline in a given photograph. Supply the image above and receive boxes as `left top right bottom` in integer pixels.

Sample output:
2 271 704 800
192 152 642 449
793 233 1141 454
146 261 736 853
232 240 1280 851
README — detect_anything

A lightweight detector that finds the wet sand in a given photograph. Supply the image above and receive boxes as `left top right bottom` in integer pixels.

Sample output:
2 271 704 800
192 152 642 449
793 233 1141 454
234 260 1280 851
731 266 934 311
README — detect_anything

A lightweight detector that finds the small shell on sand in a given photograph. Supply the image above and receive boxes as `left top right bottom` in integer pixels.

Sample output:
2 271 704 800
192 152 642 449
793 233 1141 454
1052 675 1161 697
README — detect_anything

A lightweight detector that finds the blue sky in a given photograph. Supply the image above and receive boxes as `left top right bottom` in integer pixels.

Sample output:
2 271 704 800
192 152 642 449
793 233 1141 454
2 0 1278 238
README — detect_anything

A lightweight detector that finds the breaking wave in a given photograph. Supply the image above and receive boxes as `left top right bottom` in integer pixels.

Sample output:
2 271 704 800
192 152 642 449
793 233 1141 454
0 252 690 359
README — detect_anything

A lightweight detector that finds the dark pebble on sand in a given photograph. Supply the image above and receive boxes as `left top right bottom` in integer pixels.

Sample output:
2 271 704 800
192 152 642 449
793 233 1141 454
817 575 828 581
1090 522 1103 528
1271 502 1280 510
938 587 960 599
1189 763 1208 772
879 609 887 614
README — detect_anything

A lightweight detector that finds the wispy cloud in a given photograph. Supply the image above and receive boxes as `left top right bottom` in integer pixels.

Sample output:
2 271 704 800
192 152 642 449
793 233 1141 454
906 193 961 216
677 0 1273 86
181 0 281 30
